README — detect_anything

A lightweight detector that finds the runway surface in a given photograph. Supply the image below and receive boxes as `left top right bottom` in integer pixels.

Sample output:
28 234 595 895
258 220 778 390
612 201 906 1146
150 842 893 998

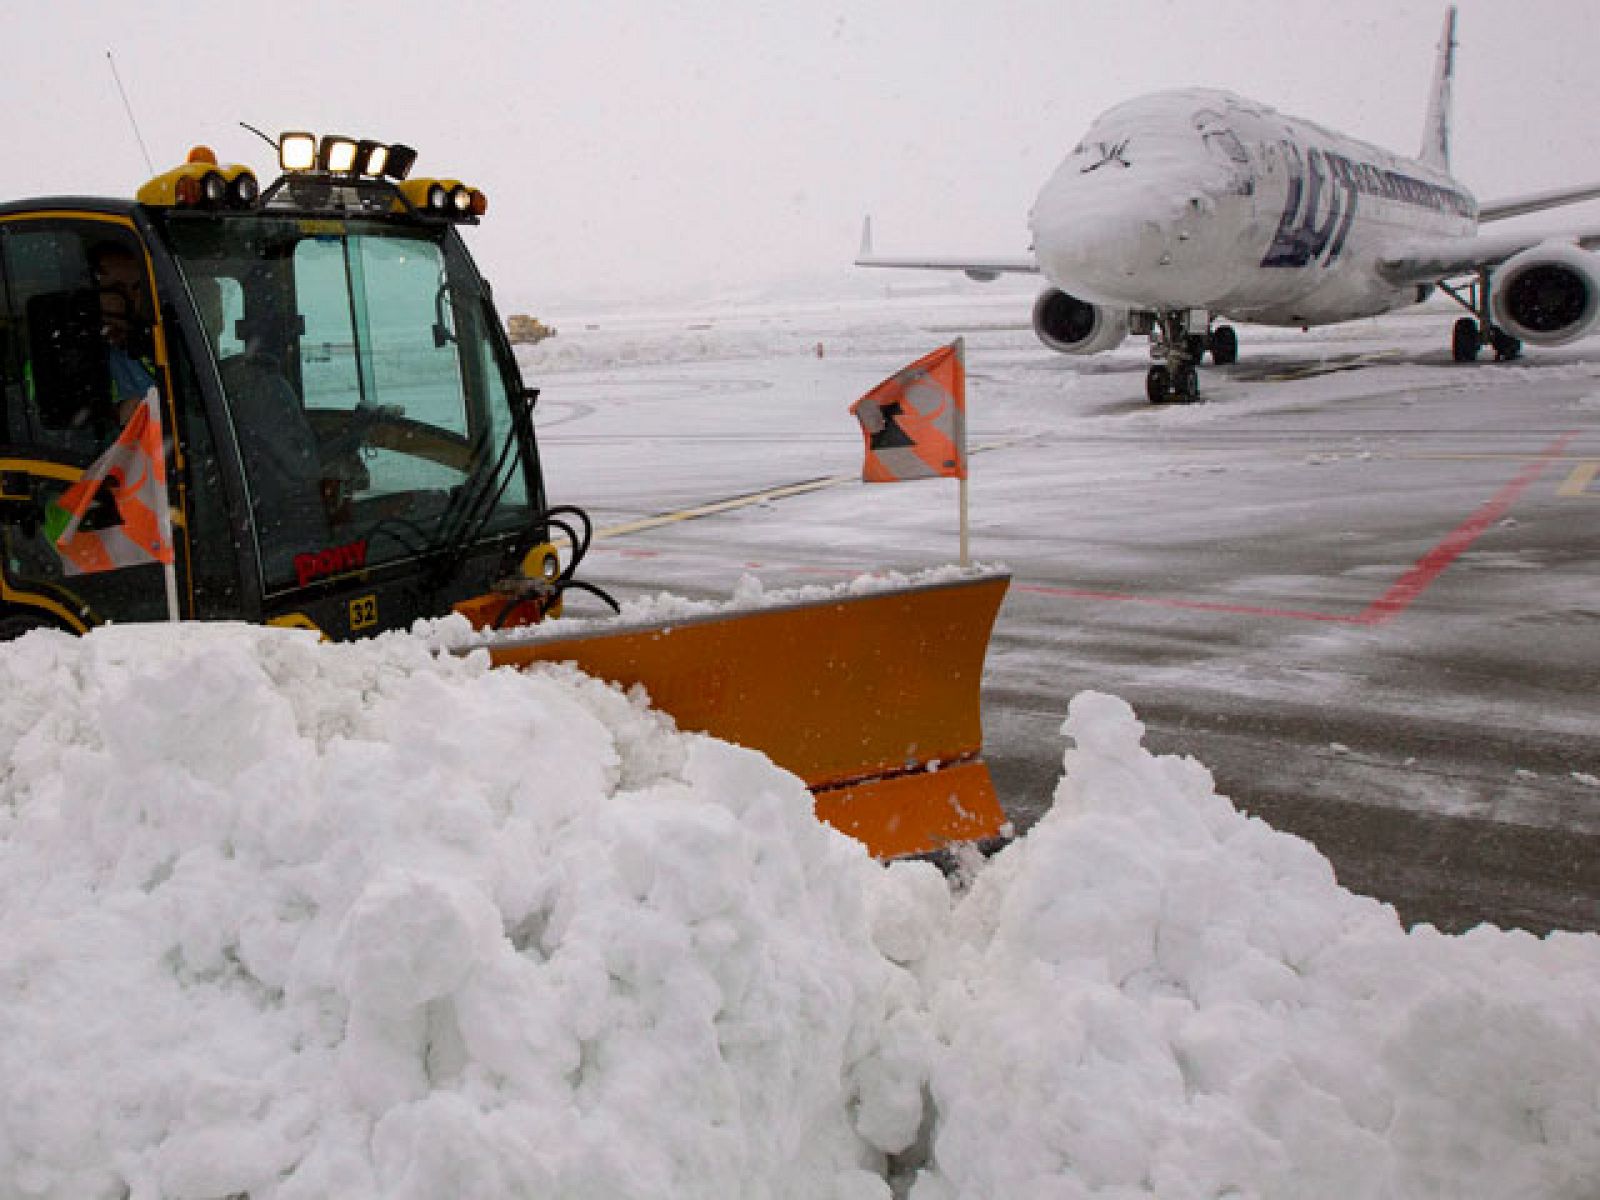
525 293 1600 933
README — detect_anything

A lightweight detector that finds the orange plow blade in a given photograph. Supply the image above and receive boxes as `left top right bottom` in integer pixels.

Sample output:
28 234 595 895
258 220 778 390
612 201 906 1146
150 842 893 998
480 572 1011 858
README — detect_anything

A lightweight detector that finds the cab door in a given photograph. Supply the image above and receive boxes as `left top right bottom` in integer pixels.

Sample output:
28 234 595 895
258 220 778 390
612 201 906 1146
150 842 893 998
0 213 199 630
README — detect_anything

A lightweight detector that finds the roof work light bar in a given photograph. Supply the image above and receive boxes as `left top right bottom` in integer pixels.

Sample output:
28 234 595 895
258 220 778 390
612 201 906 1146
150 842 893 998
278 131 417 180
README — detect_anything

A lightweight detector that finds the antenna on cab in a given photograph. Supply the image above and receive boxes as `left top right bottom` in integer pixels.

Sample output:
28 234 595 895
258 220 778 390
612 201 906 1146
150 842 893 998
106 49 155 174
240 122 278 151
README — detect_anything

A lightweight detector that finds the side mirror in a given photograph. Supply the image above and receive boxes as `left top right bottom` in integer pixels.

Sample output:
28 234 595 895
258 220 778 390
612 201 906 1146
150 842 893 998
432 281 457 347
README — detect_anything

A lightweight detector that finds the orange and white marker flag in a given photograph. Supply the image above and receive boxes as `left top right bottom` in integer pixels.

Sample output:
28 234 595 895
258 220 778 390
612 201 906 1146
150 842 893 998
52 388 175 578
850 340 966 483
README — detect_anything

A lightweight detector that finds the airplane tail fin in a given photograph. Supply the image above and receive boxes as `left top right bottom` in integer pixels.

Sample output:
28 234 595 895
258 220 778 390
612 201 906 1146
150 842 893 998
1419 6 1458 171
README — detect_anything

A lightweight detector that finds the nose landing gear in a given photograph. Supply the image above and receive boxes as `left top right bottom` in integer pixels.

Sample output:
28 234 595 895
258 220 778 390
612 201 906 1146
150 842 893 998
1144 311 1235 403
1145 361 1200 404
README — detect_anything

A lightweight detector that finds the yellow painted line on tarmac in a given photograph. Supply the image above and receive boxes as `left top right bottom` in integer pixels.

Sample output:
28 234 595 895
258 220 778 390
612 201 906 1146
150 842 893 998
597 475 852 539
1558 461 1599 497
592 436 1036 540
1398 453 1600 496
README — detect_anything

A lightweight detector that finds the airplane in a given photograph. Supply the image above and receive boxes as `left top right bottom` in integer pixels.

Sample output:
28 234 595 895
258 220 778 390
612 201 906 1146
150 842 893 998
855 6 1600 403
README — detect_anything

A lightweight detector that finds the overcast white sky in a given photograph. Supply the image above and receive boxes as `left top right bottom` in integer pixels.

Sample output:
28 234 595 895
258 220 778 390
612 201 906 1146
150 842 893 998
4 1 1597 310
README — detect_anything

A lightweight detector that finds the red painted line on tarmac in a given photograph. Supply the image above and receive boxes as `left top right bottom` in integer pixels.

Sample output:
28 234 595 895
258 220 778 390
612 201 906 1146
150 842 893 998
1017 431 1578 626
583 433 1578 627
1354 431 1577 625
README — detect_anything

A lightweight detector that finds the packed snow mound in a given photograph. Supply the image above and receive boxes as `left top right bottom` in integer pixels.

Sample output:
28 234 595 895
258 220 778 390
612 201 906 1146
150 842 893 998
0 624 915 1200
0 628 1595 1200
907 693 1600 1199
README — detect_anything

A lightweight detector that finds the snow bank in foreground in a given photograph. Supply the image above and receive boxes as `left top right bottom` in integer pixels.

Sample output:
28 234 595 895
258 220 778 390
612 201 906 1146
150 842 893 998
0 626 1595 1200
0 625 907 1200
905 693 1600 1199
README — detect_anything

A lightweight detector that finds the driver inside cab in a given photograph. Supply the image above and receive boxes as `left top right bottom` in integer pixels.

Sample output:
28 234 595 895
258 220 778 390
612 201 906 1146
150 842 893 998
89 243 158 424
190 273 336 562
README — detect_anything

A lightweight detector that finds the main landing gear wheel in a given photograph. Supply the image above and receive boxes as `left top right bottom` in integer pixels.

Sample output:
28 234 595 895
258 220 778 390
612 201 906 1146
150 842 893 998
1146 365 1171 405
1210 325 1238 366
1440 267 1529 366
1491 329 1523 361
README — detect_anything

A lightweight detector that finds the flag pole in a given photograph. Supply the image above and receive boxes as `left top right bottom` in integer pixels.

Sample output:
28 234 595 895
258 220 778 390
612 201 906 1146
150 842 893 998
163 562 180 621
960 475 969 567
152 388 180 621
956 337 969 567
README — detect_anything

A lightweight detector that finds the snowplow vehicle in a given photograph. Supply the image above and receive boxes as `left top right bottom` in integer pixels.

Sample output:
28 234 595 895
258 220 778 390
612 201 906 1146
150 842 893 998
0 134 1009 857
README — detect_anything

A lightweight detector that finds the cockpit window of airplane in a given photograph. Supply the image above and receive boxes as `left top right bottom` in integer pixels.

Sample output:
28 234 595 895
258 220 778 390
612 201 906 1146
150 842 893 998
1194 112 1250 165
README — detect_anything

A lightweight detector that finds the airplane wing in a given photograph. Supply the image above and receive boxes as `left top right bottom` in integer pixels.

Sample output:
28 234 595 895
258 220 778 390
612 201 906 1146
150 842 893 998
854 217 1038 282
1378 227 1600 286
1479 182 1600 222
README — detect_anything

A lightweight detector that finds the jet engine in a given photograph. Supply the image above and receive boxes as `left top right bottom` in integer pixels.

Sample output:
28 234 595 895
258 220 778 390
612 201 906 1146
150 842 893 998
1031 288 1128 355
1490 242 1600 346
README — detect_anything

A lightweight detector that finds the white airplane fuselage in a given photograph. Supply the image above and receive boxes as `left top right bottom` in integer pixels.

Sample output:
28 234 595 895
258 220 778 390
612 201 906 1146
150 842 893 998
1029 88 1477 326
856 10 1600 404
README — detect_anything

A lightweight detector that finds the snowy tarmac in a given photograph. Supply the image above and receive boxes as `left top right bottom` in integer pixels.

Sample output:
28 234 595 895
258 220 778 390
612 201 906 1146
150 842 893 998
522 285 1600 933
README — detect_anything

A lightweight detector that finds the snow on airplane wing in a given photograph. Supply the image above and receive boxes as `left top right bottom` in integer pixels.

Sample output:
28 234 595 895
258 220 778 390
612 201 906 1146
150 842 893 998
1377 226 1600 287
854 216 1038 281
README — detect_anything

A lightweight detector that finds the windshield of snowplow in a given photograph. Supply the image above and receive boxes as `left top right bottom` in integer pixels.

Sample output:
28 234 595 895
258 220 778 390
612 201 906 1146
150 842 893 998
157 214 533 595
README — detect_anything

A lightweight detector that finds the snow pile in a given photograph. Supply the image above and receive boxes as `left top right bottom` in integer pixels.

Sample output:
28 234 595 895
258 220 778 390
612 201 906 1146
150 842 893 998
519 323 800 371
907 693 1600 1199
0 625 916 1199
517 289 1037 374
1 627 1596 1199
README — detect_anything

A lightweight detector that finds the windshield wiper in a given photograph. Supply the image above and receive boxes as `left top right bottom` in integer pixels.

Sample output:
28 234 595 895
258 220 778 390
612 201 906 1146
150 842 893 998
422 389 618 619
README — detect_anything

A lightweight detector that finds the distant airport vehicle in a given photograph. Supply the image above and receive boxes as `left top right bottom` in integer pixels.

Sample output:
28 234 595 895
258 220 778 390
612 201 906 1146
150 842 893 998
507 314 557 345
856 7 1600 402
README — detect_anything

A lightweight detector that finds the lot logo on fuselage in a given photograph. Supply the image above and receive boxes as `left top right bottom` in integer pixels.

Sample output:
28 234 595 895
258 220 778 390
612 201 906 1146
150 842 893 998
1261 144 1358 269
1261 139 1476 270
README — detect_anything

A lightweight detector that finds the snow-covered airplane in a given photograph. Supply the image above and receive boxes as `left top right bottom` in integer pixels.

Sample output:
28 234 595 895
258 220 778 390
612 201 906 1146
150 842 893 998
855 7 1600 403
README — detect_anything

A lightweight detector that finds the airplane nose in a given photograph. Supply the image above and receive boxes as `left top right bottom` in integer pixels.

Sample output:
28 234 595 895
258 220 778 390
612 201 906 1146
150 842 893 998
1029 163 1220 305
1035 204 1168 283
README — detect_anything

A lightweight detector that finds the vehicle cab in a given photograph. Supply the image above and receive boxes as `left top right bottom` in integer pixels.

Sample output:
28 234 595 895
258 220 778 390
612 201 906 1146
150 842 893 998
0 134 549 639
